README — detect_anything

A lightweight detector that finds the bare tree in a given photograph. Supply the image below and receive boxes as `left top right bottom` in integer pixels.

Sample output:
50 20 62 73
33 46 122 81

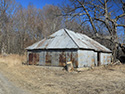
122 1 125 43
61 0 125 61
0 0 19 54
10 4 63 54
41 5 63 37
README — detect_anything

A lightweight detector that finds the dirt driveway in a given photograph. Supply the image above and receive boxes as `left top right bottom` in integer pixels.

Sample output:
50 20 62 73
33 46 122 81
0 72 31 94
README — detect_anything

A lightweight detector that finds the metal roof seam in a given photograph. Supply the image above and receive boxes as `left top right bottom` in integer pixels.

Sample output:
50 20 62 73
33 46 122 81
64 29 79 49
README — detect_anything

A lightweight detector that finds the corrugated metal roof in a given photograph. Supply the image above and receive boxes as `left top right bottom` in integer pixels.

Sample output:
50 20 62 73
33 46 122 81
26 29 112 52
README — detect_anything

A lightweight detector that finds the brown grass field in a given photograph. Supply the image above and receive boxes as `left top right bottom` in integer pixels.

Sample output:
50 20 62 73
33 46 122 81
0 54 125 94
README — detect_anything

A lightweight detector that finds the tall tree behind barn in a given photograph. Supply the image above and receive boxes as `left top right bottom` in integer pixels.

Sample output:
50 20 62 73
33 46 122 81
60 0 125 62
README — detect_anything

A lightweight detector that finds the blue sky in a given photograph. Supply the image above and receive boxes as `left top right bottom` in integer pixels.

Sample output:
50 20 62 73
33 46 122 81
16 0 64 9
15 0 124 39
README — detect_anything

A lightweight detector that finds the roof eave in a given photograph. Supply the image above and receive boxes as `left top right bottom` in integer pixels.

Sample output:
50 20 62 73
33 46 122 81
26 47 112 53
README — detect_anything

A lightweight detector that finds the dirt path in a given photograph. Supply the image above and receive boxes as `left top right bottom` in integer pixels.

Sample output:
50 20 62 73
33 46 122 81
0 72 31 94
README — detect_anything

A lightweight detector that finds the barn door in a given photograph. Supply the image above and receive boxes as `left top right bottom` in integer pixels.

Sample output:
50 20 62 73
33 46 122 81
97 52 101 66
45 52 51 66
29 53 39 65
59 52 66 66
33 53 39 65
29 53 33 65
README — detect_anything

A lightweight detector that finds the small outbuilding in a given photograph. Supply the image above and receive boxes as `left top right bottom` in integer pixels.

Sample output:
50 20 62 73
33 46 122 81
26 29 112 68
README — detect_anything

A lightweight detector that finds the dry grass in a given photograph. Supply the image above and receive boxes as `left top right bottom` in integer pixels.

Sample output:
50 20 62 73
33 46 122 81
0 54 125 94
0 54 26 67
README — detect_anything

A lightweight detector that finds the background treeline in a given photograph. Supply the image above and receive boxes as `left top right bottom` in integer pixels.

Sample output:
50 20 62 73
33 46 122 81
0 1 62 54
0 0 125 61
0 0 92 54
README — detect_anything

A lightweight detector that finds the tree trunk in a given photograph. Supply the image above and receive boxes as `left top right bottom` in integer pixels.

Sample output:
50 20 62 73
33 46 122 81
112 43 119 62
111 32 119 62
1 42 6 55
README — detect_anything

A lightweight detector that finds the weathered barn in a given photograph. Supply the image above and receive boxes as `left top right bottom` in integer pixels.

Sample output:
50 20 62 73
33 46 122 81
26 29 112 68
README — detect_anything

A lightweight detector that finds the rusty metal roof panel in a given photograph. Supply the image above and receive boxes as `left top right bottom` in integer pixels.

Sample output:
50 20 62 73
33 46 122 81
26 29 78 50
65 29 111 52
26 28 111 52
47 34 77 49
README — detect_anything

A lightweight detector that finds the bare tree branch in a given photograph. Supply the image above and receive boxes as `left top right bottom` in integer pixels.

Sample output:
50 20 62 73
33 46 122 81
106 0 109 3
76 0 98 34
117 24 125 27
94 17 105 23
98 0 104 5
104 0 108 18
93 34 111 40
63 13 87 17
120 0 124 4
89 2 104 9
65 6 83 13
106 17 114 23
115 13 125 21
94 17 112 34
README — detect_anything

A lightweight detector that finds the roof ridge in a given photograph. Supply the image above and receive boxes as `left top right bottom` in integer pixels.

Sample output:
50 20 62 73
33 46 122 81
64 29 79 49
